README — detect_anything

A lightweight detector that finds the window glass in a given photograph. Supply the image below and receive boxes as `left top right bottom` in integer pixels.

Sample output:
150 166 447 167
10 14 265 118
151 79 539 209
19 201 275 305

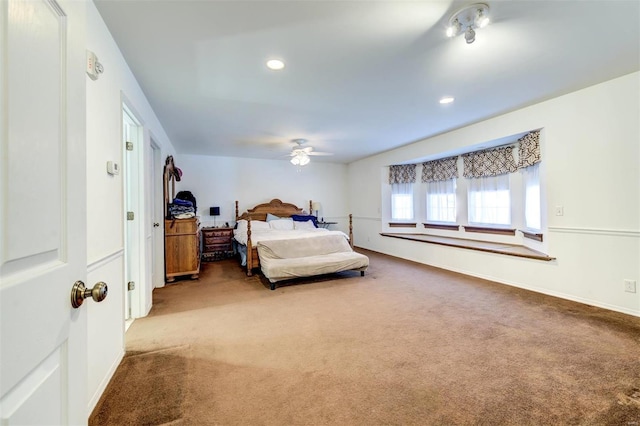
426 179 456 223
467 174 511 225
391 183 414 220
523 163 541 230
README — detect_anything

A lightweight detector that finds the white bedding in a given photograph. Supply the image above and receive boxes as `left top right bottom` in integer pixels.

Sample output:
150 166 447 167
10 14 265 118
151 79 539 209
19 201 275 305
257 234 369 285
233 227 348 246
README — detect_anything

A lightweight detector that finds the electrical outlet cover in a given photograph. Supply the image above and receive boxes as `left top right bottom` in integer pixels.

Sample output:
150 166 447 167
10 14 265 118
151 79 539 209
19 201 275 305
624 280 636 293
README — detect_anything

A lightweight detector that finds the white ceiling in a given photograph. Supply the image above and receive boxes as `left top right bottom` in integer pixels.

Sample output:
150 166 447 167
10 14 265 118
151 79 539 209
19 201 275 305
94 0 640 164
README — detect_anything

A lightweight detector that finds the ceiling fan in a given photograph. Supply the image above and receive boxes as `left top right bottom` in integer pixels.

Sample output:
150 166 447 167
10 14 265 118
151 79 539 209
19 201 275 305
289 139 332 166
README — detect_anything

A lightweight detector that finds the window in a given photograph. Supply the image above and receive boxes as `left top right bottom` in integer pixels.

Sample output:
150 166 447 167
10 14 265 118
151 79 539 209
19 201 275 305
391 183 414 220
467 174 511 225
426 179 456 223
385 130 542 234
522 163 541 230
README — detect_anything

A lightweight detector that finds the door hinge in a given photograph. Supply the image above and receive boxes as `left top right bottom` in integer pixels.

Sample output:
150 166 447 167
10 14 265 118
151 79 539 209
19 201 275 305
128 281 135 291
127 211 135 220
126 141 134 151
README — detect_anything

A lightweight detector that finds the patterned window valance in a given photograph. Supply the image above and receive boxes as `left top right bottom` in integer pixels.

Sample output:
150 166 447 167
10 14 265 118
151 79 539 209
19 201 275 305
463 146 517 178
389 164 416 184
421 156 458 182
518 130 541 169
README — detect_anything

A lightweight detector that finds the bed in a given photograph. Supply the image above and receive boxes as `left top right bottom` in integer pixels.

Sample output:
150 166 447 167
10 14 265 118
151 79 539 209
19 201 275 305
234 199 367 286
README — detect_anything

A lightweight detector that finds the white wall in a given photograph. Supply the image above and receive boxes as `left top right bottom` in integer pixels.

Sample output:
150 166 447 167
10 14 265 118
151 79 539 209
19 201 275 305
175 155 350 231
348 72 640 317
85 0 177 413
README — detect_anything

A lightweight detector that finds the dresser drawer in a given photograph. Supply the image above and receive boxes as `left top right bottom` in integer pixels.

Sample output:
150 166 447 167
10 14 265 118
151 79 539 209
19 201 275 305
201 227 233 239
204 229 233 238
204 242 233 252
165 218 199 235
204 235 229 244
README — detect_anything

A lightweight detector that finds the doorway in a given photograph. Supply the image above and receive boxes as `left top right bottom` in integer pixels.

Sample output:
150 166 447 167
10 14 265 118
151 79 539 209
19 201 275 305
122 104 142 327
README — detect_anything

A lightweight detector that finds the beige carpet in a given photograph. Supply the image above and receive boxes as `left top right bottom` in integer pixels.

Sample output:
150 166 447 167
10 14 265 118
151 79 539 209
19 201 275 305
90 249 640 425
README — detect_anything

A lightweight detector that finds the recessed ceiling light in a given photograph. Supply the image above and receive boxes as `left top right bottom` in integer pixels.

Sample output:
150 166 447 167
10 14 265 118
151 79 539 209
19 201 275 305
439 96 455 104
266 59 285 70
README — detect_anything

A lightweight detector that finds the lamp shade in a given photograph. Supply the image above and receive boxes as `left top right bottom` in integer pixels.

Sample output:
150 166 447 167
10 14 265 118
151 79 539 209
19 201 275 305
311 202 321 211
210 207 220 216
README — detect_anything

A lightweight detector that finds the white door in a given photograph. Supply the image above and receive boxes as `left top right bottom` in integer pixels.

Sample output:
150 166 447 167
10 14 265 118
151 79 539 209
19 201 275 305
0 0 90 424
149 140 163 289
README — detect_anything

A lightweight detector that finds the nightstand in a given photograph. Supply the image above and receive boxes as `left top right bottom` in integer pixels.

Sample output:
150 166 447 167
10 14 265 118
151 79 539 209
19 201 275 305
201 227 234 261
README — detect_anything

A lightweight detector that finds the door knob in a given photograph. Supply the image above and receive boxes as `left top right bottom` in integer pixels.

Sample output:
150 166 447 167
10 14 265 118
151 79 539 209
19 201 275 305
153 222 160 227
71 281 108 309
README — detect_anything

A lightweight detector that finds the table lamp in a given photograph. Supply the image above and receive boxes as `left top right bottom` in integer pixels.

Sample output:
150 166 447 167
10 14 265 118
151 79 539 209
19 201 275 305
311 202 321 219
210 206 220 227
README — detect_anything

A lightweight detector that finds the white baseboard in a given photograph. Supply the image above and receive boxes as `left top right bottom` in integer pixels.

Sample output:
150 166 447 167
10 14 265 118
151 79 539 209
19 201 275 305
87 349 125 415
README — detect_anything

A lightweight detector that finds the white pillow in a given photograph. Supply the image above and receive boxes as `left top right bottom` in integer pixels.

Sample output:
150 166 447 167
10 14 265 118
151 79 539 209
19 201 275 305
294 220 316 230
266 213 280 222
269 218 294 230
250 220 270 230
235 219 247 234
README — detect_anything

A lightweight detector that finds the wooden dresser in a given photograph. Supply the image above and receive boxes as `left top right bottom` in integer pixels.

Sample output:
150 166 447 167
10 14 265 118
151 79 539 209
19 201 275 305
201 227 234 261
165 217 200 282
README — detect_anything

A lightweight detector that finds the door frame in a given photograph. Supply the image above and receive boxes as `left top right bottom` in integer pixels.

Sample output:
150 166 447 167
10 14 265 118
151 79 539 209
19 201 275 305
122 98 147 321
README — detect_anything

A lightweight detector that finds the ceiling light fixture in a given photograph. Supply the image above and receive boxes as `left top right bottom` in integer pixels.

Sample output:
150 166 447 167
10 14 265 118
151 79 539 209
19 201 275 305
446 3 490 44
266 59 285 70
290 151 310 166
439 96 455 104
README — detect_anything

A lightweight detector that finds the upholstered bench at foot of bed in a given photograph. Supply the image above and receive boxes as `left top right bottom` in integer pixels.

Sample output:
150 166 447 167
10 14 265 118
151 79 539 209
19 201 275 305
256 234 369 289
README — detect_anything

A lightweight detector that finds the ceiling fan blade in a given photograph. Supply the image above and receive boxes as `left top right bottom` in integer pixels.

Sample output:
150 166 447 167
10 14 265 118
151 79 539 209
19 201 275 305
289 140 333 157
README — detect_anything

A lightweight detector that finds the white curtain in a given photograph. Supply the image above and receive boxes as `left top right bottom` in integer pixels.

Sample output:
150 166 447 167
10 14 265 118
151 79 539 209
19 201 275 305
468 174 511 225
522 163 541 230
426 179 456 223
391 182 414 220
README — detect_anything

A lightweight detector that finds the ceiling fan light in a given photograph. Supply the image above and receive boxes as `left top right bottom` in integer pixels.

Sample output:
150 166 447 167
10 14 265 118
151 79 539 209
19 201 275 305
464 27 476 44
446 26 455 38
291 152 310 166
447 3 489 44
476 9 490 28
446 19 460 38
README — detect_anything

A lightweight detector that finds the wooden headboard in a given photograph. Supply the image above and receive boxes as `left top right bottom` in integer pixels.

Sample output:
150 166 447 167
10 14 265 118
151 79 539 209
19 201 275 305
235 199 313 221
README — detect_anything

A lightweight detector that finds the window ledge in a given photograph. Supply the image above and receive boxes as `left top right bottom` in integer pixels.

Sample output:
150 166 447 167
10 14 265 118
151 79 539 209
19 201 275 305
521 230 543 242
464 226 516 236
423 223 460 231
389 222 417 228
380 233 555 261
